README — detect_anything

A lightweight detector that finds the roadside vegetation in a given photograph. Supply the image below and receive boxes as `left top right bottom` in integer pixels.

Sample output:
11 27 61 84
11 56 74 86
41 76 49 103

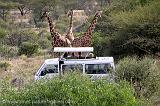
0 73 140 106
116 57 160 104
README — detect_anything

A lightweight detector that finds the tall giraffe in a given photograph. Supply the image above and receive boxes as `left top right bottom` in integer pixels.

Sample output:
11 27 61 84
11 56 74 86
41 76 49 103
72 10 102 47
65 9 74 42
41 12 72 48
41 11 72 57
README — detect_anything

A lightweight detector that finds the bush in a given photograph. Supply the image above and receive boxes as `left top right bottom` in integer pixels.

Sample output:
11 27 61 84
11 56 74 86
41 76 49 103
1 72 140 106
0 45 18 58
109 0 160 57
36 22 48 28
116 57 160 98
18 42 39 57
92 32 111 56
38 39 51 49
0 27 7 39
6 30 38 46
95 0 160 58
0 62 10 71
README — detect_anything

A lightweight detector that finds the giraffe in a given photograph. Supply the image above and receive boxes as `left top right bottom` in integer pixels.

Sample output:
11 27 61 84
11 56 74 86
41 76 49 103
72 10 102 47
41 11 71 57
41 11 72 47
65 9 74 42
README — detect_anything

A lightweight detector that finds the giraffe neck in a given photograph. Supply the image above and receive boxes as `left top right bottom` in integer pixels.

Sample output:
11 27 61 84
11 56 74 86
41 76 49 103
85 13 100 36
66 10 74 42
67 10 73 34
45 14 72 47
45 14 63 48
46 16 57 36
69 10 73 29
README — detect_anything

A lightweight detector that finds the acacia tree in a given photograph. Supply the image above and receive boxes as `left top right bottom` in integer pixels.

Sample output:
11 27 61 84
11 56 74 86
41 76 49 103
0 1 17 21
14 0 33 16
31 0 58 24
1 0 34 17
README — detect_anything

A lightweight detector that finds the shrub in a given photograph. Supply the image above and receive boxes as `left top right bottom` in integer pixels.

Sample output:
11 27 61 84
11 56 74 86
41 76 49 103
1 72 140 106
92 32 111 56
0 62 10 71
0 45 18 58
0 27 7 39
6 30 38 46
109 0 160 57
18 42 39 57
36 22 48 28
116 57 160 98
38 39 51 49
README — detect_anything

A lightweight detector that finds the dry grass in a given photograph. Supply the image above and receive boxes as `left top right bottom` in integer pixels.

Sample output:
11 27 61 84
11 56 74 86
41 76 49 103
0 56 45 85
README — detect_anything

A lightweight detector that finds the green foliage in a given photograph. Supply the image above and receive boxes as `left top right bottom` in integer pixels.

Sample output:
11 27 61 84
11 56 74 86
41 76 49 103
36 22 48 28
37 30 52 49
110 0 153 12
95 13 117 36
92 32 111 56
18 42 39 57
0 72 140 106
0 19 16 32
0 27 7 39
0 45 18 58
38 39 51 49
55 15 70 33
97 0 160 58
0 1 18 9
7 30 38 46
32 0 57 22
111 0 160 27
116 57 160 98
0 62 10 71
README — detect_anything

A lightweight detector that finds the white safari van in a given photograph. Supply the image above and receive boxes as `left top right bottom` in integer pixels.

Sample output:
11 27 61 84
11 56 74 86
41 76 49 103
35 47 115 80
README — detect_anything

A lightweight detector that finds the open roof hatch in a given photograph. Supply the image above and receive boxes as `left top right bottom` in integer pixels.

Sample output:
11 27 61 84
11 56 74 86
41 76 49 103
54 47 93 52
54 47 94 59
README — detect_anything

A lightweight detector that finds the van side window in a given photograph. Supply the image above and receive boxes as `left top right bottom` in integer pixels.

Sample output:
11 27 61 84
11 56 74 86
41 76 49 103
85 64 112 74
62 64 83 74
40 65 58 76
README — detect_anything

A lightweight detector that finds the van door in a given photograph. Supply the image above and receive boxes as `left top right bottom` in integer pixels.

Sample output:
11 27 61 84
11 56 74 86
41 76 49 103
38 64 58 80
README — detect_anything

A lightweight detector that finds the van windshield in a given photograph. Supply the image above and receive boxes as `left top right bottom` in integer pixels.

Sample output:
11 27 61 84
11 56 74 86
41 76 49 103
40 64 58 76
85 64 112 74
62 64 83 74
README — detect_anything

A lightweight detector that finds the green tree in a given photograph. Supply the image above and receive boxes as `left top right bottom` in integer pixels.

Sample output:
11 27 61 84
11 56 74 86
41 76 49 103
12 0 33 16
95 0 160 58
110 0 160 57
31 0 58 23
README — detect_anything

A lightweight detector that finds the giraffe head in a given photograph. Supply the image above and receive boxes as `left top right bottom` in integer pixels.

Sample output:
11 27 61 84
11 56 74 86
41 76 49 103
95 10 103 18
67 9 73 17
41 11 48 20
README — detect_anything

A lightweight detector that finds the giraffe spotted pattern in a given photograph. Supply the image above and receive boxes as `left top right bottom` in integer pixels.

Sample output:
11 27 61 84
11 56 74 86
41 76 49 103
72 11 102 47
41 11 71 57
